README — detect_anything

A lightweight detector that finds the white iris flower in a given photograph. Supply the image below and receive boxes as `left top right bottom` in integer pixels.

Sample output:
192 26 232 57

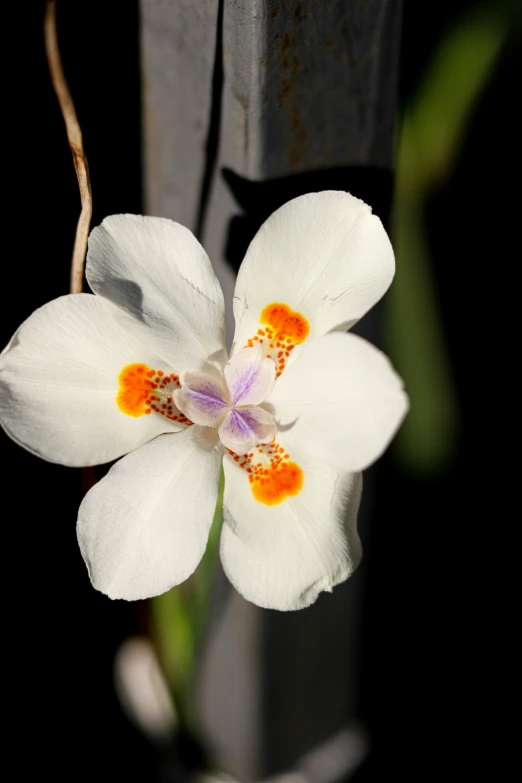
0 192 408 610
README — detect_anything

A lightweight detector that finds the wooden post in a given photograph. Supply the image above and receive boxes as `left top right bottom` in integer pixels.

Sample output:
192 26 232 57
141 1 402 779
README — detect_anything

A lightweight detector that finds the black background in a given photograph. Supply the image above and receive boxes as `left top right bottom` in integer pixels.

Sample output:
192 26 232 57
2 1 518 779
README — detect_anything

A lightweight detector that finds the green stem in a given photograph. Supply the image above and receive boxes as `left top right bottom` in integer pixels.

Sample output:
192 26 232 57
150 469 224 733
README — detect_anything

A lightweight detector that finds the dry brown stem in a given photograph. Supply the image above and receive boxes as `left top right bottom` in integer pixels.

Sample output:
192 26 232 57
44 0 92 294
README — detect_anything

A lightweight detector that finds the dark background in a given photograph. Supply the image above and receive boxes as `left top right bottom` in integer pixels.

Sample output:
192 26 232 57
2 1 518 779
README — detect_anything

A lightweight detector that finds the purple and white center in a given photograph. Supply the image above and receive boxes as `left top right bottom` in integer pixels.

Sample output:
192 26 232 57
173 346 277 454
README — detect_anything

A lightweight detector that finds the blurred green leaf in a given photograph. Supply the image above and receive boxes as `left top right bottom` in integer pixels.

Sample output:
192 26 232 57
389 2 508 474
399 7 506 195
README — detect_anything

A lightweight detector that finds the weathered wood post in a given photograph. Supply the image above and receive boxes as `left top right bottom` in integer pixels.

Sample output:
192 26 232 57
141 1 402 778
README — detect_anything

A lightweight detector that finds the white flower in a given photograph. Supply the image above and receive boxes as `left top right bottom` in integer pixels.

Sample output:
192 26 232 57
0 192 408 610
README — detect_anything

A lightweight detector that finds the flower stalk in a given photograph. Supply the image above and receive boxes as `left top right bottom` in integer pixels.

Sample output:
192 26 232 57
44 0 92 294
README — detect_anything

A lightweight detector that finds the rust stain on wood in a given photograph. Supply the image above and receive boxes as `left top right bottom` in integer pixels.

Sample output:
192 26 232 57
273 1 314 172
281 32 291 68
294 3 307 22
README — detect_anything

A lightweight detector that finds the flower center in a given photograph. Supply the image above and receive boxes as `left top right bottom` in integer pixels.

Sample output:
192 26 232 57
173 346 278 455
115 301 309 505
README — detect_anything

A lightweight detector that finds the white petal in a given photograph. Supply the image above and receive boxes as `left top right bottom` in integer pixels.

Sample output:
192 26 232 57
77 426 222 600
220 446 362 611
224 346 276 406
87 215 227 372
232 191 394 349
267 332 409 472
0 294 183 467
218 406 277 454
173 371 229 427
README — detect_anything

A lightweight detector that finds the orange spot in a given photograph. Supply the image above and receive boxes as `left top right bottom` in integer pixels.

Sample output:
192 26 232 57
117 362 186 423
252 461 304 506
260 302 309 344
117 363 153 417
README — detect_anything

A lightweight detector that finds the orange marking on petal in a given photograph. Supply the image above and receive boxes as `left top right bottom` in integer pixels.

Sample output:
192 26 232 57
117 363 154 417
117 362 189 423
241 302 310 368
260 302 309 344
231 438 304 505
252 462 303 505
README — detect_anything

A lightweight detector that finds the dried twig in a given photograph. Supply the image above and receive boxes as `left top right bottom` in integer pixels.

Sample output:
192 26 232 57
44 0 92 294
